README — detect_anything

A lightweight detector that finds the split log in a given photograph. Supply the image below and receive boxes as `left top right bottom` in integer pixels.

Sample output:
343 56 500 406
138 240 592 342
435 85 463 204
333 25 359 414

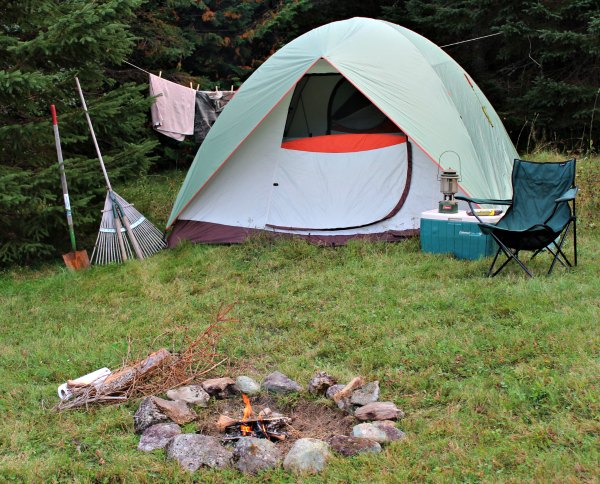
332 376 364 410
216 414 291 431
66 380 89 388
98 348 172 395
57 348 172 410
216 415 237 431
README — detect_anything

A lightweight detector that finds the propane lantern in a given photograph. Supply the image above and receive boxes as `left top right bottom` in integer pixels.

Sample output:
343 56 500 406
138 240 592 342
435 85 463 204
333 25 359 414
438 168 460 214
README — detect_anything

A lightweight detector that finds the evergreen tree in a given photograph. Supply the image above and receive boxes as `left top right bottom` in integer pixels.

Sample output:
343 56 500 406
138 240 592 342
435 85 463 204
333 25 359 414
0 0 157 266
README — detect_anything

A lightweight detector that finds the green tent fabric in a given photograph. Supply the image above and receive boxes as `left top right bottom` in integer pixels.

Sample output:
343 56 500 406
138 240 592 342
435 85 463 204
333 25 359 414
167 17 518 229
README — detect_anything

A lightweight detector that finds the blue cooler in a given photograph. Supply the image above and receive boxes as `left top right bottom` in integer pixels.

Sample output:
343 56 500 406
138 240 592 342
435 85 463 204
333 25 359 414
420 209 502 260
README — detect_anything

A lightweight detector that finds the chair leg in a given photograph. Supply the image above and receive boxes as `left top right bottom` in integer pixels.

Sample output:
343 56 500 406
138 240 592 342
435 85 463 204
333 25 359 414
546 246 569 269
489 236 533 278
510 250 534 278
487 247 501 277
490 250 515 277
573 217 577 266
572 200 578 267
548 224 573 275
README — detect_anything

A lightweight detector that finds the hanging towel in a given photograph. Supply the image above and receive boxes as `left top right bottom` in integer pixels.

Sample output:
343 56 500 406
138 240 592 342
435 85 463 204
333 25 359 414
149 74 196 141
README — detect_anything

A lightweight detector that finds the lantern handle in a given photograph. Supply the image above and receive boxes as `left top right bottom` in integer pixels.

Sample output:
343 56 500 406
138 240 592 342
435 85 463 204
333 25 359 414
437 150 462 181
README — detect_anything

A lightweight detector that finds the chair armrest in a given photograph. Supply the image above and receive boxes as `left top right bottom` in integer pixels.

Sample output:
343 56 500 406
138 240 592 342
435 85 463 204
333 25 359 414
455 195 511 223
455 196 513 205
555 187 578 203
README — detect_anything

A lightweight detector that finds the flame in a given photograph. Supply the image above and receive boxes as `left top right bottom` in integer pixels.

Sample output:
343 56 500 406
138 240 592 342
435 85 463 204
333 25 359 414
242 394 254 420
240 393 254 436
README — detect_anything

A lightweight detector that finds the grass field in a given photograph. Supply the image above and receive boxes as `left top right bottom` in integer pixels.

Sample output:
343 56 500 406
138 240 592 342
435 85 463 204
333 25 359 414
0 154 598 482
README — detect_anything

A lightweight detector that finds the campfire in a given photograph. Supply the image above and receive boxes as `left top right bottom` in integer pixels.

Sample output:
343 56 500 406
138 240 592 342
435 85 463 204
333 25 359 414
216 394 291 442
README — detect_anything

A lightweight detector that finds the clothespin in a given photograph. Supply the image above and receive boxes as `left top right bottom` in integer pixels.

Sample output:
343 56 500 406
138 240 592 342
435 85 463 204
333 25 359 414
159 71 162 78
190 82 193 89
231 85 234 92
196 84 200 91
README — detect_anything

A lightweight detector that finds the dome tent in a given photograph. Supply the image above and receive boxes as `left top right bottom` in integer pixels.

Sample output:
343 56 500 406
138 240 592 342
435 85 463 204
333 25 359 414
167 17 518 245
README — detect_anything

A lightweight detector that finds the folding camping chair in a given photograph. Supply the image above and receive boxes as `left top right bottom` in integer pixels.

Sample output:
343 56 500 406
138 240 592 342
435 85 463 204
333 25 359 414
456 158 578 277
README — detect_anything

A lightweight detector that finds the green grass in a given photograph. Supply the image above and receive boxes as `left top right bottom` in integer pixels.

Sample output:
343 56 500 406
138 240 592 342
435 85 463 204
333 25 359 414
1 156 599 482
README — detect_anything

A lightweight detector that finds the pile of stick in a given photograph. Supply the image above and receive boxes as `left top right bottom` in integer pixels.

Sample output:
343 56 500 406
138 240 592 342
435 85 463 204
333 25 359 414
56 304 236 411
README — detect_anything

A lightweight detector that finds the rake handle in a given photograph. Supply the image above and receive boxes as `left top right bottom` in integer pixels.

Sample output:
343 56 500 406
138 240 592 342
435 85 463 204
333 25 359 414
111 193 144 260
110 196 128 262
75 77 113 191
121 214 144 260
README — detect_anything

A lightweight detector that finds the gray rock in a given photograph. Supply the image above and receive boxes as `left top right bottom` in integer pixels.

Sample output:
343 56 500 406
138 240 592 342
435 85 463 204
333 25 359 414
235 376 261 396
151 396 197 425
134 396 170 434
373 421 406 442
166 385 210 406
351 381 380 406
165 434 232 472
352 423 388 443
201 377 239 398
262 371 302 394
352 422 406 443
326 384 346 400
233 437 282 474
137 423 181 452
354 401 404 421
307 371 337 395
283 438 330 474
329 435 381 456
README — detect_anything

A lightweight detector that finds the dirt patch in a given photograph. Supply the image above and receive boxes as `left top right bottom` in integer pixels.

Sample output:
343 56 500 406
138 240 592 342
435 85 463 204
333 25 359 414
194 394 356 453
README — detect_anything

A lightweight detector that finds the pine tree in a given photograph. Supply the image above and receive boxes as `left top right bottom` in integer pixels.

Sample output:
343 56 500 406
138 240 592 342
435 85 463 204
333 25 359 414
0 0 158 266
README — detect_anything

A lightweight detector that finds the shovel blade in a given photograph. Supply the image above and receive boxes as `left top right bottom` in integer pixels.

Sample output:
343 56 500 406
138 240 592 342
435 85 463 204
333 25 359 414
63 250 91 271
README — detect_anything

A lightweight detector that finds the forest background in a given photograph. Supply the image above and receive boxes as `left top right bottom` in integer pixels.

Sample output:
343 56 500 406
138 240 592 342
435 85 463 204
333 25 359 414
1 0 599 265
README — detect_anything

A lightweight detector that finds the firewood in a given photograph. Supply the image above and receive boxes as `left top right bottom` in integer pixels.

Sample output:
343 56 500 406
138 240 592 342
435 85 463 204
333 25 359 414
216 415 237 431
216 414 291 431
332 376 364 404
236 416 291 425
97 348 171 396
66 380 89 388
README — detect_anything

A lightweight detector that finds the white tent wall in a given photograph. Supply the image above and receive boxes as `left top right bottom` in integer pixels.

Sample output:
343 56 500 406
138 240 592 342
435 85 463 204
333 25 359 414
266 142 409 230
178 84 458 236
178 90 292 229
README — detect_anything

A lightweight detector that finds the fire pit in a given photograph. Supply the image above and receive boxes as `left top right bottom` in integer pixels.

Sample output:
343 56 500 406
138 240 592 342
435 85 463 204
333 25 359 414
134 371 406 475
217 394 291 442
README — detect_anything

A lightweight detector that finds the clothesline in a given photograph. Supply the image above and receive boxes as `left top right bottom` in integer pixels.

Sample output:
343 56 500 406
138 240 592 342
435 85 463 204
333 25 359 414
441 32 503 48
121 59 235 93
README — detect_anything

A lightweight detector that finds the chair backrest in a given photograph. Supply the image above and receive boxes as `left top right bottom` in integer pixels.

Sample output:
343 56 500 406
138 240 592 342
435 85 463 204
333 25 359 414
499 158 575 231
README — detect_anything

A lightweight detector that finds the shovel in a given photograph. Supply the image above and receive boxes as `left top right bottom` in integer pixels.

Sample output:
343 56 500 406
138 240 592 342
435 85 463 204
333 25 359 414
51 104 90 270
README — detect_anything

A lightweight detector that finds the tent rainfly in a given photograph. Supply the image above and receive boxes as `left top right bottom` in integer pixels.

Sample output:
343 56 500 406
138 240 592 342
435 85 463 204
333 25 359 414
166 17 518 246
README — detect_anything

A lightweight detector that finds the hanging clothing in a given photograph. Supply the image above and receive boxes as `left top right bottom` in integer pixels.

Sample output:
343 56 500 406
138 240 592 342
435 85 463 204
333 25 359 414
149 74 195 141
194 91 236 143
211 90 235 112
194 91 218 144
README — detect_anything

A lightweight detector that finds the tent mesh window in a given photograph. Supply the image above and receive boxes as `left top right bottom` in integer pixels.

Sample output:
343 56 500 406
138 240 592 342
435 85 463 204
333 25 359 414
283 74 402 140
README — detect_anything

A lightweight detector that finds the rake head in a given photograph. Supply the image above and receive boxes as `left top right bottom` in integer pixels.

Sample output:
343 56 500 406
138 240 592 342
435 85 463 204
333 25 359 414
91 192 166 265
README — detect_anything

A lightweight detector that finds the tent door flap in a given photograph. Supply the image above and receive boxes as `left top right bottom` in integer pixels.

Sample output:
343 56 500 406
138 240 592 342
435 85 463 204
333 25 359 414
265 139 409 231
